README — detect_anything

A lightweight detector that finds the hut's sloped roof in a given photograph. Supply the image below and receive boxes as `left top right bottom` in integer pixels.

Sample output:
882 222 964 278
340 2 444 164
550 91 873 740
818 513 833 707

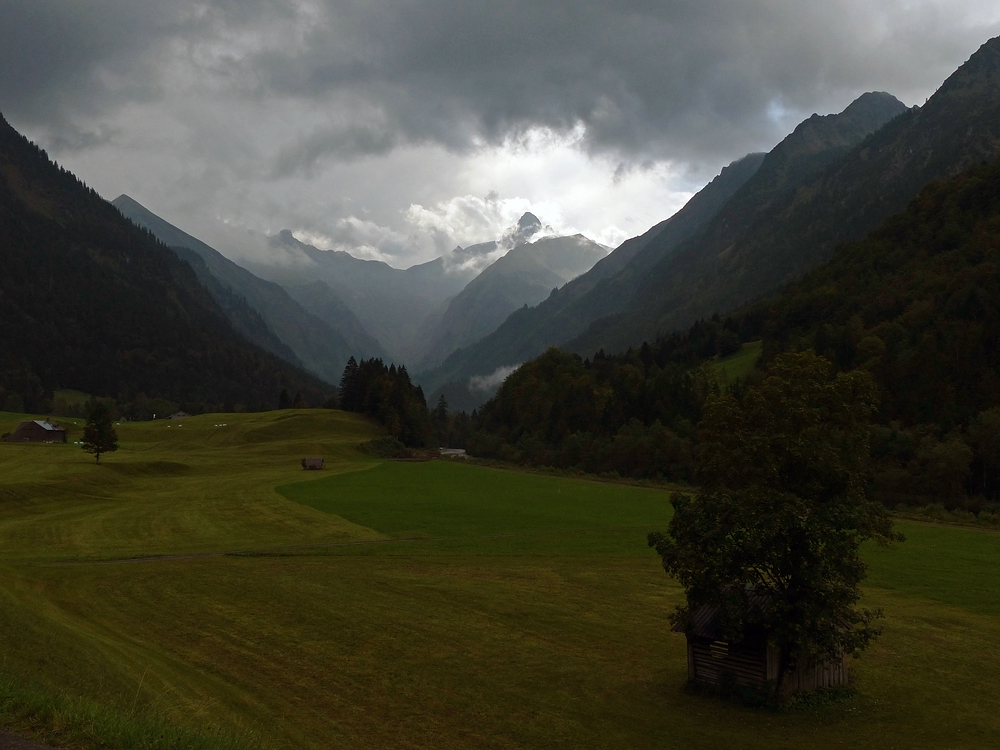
32 420 63 431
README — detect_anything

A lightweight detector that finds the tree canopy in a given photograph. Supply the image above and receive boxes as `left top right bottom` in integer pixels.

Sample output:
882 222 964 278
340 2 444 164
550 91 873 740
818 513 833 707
649 351 901 694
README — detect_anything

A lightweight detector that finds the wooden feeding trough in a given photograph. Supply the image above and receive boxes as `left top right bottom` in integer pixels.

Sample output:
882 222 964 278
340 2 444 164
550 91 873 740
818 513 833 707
301 457 324 470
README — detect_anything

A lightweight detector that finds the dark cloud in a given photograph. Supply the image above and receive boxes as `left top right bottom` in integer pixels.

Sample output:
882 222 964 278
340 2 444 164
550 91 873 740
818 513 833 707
0 1 291 125
2 1 997 269
3 1 997 167
270 120 401 177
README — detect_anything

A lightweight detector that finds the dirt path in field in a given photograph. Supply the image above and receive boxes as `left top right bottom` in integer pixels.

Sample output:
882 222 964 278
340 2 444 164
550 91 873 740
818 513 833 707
0 731 63 750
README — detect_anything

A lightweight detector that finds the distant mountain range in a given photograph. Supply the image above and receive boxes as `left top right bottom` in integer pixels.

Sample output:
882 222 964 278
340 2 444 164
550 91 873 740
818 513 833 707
10 35 999 419
416 220 607 370
0 114 328 412
115 198 609 386
235 214 607 369
419 36 1000 411
244 232 472 364
112 195 384 384
415 151 768 406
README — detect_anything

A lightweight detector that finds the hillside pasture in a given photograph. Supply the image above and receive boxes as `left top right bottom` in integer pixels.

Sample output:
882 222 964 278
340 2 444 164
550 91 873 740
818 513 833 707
704 339 763 388
0 409 997 749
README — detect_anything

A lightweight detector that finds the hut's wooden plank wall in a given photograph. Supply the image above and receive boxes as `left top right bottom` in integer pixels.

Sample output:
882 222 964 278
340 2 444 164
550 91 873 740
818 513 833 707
767 650 848 693
690 639 767 686
688 637 848 694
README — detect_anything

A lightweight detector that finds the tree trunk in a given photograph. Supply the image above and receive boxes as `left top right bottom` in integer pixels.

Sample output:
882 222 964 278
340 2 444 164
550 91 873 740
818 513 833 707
773 642 792 699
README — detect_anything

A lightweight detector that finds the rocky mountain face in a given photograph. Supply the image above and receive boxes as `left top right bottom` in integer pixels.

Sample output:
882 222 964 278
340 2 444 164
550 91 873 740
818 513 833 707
0 115 328 410
416 229 608 370
113 195 384 383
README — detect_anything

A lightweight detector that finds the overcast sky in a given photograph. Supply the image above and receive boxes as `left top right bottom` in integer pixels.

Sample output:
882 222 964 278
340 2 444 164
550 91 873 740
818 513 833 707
3 1 999 269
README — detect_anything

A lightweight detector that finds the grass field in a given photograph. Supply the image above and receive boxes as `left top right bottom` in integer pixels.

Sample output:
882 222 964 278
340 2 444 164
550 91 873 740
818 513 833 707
0 408 998 749
705 340 763 387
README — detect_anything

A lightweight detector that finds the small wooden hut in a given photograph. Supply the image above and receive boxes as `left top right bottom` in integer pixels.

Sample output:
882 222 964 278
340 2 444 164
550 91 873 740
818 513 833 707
4 420 67 443
673 601 848 696
301 457 324 470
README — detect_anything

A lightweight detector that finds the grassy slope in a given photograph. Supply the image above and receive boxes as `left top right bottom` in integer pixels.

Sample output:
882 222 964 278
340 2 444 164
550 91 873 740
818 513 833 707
0 409 997 749
704 340 763 388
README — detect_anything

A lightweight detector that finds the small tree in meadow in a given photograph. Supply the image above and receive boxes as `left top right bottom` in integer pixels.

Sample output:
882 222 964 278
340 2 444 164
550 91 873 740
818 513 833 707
82 401 118 464
648 351 901 696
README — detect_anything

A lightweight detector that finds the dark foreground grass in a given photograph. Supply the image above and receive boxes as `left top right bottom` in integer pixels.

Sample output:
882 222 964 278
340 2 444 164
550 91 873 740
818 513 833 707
0 673 259 750
1 411 999 748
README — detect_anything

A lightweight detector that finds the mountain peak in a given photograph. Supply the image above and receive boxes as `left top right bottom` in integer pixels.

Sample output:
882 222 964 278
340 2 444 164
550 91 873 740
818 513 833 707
518 212 541 232
112 193 141 210
502 212 542 246
836 91 908 132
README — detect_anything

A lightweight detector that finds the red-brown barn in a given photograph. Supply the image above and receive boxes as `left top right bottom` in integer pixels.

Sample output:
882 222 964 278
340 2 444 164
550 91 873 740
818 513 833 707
4 420 67 443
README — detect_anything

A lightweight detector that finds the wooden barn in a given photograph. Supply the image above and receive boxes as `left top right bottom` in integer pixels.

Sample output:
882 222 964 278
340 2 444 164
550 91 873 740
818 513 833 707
301 457 324 470
673 600 848 696
4 420 67 443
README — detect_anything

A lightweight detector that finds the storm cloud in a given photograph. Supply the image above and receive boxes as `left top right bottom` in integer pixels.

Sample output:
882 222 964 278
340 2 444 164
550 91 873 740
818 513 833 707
2 1 998 266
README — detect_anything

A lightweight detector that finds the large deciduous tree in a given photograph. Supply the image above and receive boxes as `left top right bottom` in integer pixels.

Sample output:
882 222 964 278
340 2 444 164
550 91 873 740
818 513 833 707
648 351 901 695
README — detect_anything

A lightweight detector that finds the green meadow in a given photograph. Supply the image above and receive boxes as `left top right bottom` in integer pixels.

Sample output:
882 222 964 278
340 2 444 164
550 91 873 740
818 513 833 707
705 340 763 388
0 409 998 749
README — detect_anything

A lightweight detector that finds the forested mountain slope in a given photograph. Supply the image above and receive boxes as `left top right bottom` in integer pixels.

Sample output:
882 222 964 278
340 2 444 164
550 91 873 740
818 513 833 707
759 157 1000 433
113 195 383 382
0 114 328 412
571 36 1000 355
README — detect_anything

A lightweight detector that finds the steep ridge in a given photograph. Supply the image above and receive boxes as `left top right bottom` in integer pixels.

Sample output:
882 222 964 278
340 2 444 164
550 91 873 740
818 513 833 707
112 195 382 382
280 280 387 366
572 37 1000 354
0 114 328 410
416 151 768 405
170 247 302 365
247 233 472 363
417 232 607 370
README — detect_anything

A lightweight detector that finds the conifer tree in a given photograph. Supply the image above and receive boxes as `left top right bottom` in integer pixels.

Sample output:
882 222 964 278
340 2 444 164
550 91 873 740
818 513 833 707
82 401 118 465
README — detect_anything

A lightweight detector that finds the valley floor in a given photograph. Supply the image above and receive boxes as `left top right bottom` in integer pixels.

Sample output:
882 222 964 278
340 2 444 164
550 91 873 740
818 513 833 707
0 410 997 749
